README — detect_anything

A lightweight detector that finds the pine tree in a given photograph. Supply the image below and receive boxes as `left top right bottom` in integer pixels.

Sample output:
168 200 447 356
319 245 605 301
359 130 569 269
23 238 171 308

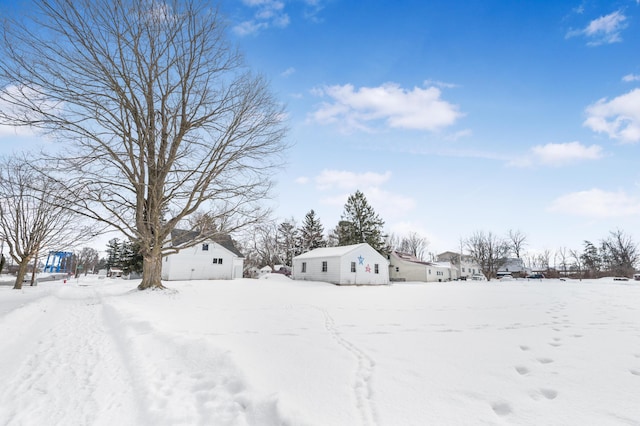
105 238 121 271
120 240 144 274
277 220 299 267
299 210 326 252
340 190 386 254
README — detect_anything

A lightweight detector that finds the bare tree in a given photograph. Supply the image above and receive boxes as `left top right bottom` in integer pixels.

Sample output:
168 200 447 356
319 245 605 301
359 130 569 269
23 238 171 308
77 247 100 276
537 249 551 274
465 231 509 281
600 229 638 277
0 156 93 289
240 221 281 271
399 232 429 260
507 229 527 259
0 0 287 290
570 249 583 281
556 247 569 277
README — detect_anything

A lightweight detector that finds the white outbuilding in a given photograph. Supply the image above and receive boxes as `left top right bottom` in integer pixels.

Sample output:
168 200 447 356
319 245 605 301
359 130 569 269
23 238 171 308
161 230 244 281
292 243 389 285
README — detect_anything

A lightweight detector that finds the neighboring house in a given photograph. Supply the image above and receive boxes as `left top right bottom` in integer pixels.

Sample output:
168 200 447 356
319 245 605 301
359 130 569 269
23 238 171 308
292 243 389 285
497 258 530 277
259 265 273 275
161 230 244 281
388 251 455 282
437 251 482 280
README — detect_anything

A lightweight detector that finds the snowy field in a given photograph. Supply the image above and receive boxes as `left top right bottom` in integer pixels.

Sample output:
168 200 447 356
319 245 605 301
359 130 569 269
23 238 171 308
1 275 639 426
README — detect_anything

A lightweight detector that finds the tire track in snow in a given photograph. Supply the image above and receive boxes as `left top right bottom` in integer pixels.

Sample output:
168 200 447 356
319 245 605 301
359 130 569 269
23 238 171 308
0 287 139 425
311 305 378 426
101 298 292 426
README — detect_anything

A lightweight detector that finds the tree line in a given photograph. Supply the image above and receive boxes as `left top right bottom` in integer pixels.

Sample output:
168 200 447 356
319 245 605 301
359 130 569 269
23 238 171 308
463 229 638 281
238 189 431 271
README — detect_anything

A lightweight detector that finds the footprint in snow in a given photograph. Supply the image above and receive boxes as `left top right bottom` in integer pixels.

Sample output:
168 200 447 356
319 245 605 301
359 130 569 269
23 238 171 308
515 365 530 375
491 402 512 416
537 357 554 364
630 369 640 376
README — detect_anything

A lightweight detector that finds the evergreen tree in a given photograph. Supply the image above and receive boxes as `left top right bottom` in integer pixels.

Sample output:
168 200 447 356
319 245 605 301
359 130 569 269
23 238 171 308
299 210 326 252
340 190 386 254
581 241 601 278
121 240 144 274
105 238 121 271
277 220 299 267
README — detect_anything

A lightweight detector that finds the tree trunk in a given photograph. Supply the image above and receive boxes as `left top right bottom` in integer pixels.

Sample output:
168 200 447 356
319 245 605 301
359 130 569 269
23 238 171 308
13 259 30 290
138 254 165 290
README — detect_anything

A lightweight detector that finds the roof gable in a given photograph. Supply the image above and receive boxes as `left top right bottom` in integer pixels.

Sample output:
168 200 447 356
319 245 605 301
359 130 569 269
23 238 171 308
294 243 373 260
170 229 244 257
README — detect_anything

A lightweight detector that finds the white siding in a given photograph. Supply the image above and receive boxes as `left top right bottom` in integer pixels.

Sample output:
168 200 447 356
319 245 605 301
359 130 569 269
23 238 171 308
162 242 242 281
389 260 428 281
292 244 389 285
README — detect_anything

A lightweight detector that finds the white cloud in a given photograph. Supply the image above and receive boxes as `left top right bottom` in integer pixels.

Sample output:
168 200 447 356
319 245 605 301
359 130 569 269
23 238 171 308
233 0 289 36
423 79 459 89
444 129 472 141
622 74 640 82
281 67 296 77
566 10 627 46
584 88 640 143
548 189 640 218
295 176 309 185
309 82 463 132
315 169 391 191
526 141 603 166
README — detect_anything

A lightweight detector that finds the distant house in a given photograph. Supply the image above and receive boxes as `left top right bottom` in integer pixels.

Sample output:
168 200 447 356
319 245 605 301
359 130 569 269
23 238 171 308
292 243 389 285
436 251 483 280
497 258 529 278
161 229 244 281
389 251 455 282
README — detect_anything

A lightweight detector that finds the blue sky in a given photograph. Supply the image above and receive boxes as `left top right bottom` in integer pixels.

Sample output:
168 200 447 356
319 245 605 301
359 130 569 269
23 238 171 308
1 0 640 257
220 0 640 255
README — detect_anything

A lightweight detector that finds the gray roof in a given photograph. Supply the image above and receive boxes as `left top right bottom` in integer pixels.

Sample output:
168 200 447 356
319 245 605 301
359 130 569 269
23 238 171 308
170 229 244 257
294 243 374 260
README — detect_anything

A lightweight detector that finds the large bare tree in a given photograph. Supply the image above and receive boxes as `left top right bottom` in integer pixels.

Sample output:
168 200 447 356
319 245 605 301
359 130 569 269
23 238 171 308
465 231 509 281
0 0 287 289
507 229 527 259
0 156 93 289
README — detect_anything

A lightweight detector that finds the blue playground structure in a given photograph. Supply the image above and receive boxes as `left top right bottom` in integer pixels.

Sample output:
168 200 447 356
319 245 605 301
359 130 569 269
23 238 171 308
44 251 73 273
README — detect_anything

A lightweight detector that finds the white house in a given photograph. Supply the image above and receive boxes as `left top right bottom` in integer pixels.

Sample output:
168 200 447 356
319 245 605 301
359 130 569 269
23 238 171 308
389 251 455 282
497 258 530 278
292 243 389 285
161 230 244 281
437 251 483 280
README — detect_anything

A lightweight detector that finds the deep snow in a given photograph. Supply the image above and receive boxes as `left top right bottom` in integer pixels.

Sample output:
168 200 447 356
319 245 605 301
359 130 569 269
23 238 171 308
1 275 639 425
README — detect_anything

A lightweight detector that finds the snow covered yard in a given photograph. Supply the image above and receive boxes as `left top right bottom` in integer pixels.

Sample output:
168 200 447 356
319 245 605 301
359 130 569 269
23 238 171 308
1 276 639 425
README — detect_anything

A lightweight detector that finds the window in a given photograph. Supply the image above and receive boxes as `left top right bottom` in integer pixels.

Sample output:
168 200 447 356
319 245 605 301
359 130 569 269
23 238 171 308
428 269 431 274
322 261 328 272
213 258 223 264
218 258 223 265
374 264 379 274
202 243 209 251
302 262 307 273
395 267 399 272
213 258 217 264
351 262 356 272
462 267 466 273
